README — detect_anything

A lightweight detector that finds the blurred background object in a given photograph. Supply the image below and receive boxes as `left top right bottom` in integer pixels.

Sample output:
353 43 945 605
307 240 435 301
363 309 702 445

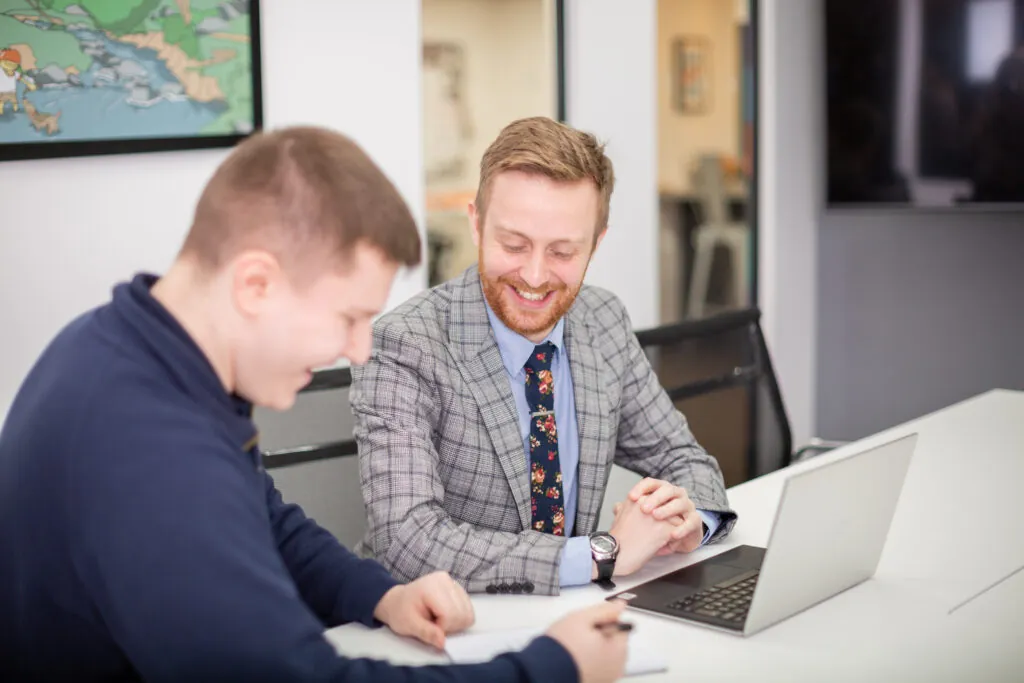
422 0 560 286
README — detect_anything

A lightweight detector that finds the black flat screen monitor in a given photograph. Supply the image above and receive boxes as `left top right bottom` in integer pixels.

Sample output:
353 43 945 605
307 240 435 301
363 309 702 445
826 0 1024 207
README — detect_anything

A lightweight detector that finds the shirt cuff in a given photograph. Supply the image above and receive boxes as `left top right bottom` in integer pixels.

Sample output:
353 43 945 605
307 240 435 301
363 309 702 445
558 536 594 587
696 509 722 546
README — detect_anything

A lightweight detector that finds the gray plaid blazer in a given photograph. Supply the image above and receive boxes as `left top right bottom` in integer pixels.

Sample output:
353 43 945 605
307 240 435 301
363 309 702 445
351 266 737 595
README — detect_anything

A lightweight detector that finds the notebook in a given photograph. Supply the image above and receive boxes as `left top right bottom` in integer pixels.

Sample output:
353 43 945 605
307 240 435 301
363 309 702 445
445 625 668 677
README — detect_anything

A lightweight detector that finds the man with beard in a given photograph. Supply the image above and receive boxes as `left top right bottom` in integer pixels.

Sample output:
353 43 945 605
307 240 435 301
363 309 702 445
0 125 631 683
351 117 736 596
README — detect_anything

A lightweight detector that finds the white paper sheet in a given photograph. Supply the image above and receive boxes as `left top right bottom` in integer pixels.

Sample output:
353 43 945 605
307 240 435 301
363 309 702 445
445 625 668 677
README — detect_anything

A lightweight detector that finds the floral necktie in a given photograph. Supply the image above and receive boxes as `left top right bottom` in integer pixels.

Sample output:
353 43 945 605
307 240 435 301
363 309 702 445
525 342 564 535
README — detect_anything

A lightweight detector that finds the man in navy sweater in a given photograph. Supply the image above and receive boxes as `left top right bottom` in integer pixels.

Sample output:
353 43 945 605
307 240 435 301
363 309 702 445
0 126 628 682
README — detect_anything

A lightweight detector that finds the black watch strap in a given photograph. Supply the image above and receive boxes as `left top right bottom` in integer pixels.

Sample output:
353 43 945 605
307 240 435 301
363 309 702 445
593 559 616 590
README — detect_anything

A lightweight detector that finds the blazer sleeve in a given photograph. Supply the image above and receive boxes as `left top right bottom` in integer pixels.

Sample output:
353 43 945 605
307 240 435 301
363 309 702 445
609 304 738 542
351 325 570 596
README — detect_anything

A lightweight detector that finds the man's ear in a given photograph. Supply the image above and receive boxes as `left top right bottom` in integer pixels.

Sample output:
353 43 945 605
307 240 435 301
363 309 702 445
468 201 482 248
230 250 282 318
593 225 609 253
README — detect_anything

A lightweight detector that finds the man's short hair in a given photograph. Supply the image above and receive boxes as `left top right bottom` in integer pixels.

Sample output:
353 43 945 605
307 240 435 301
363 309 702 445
475 116 615 237
182 126 421 279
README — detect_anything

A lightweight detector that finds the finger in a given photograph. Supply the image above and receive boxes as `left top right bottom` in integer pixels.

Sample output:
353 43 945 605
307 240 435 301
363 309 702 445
651 496 690 520
605 630 630 681
628 478 661 501
401 593 448 649
641 484 681 513
422 578 459 631
662 494 696 522
670 511 701 540
584 598 627 626
438 578 464 631
448 579 474 632
671 524 704 557
461 584 475 629
671 526 702 553
665 514 686 526
683 532 702 552
418 620 446 650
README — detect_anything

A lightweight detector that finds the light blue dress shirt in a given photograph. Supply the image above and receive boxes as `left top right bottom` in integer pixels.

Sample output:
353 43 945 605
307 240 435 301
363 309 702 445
485 304 721 587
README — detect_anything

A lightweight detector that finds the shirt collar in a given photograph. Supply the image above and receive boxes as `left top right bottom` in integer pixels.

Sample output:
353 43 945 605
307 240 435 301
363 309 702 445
484 300 565 377
117 273 257 451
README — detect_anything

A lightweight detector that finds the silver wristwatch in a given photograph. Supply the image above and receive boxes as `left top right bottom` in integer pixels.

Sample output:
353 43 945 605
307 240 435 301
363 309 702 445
590 531 619 589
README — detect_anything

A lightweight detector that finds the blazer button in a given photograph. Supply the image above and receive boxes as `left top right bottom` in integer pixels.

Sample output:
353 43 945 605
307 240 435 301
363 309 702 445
523 582 535 594
498 583 511 593
510 582 522 594
486 585 498 594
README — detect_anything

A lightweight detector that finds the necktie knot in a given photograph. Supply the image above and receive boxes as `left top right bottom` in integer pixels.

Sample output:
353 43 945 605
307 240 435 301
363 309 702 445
524 342 555 376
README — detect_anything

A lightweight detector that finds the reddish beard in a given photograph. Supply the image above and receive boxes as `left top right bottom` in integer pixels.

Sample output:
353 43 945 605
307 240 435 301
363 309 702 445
481 270 581 338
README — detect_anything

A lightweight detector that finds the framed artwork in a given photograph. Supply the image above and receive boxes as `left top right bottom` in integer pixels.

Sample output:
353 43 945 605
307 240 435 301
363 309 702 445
422 41 473 185
672 36 711 114
0 0 262 162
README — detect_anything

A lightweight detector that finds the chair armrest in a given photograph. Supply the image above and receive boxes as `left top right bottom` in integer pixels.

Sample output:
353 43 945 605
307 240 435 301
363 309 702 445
262 439 358 470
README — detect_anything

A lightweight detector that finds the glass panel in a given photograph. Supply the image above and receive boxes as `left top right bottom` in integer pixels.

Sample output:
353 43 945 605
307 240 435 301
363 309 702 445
422 0 559 286
657 0 756 322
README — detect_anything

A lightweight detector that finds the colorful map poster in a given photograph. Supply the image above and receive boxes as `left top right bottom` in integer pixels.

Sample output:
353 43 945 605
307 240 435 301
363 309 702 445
0 0 261 160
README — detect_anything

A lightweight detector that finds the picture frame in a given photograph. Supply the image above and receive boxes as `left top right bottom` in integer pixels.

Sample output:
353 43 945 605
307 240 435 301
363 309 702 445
0 0 263 162
672 36 711 114
422 41 473 184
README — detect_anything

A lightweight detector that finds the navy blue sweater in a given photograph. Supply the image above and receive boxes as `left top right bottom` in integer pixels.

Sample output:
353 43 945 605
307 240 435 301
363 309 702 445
0 274 576 683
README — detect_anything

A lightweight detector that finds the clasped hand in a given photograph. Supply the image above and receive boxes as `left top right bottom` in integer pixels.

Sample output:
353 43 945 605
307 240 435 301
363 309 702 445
607 478 704 576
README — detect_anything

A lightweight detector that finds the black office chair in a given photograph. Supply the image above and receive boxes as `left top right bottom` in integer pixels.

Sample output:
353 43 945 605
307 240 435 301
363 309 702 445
262 309 841 482
260 367 356 470
635 307 843 485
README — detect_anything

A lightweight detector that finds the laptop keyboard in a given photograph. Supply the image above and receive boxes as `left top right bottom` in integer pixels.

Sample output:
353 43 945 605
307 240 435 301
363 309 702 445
665 569 759 626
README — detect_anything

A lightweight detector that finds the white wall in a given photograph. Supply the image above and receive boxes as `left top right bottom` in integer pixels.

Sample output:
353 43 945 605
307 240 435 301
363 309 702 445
565 0 659 330
757 0 821 446
262 0 426 312
0 0 425 423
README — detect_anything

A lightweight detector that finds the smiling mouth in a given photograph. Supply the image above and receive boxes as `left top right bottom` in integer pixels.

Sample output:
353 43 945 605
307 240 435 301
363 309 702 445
509 284 555 305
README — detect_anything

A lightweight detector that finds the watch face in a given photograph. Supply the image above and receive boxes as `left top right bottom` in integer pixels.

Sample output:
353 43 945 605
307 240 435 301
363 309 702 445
592 535 616 553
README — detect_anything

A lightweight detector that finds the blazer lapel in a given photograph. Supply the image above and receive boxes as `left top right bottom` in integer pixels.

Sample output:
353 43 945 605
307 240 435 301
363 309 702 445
564 301 616 536
448 267 532 529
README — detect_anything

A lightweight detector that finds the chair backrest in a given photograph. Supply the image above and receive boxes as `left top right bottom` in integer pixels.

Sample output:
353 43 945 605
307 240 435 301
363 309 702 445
635 307 793 484
259 367 356 470
259 308 792 485
255 367 369 546
691 154 730 225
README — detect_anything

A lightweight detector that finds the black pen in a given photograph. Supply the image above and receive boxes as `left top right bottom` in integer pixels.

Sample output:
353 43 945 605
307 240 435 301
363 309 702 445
596 621 634 634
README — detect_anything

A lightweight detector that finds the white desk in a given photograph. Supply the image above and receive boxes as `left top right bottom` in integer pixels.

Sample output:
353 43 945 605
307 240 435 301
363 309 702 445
325 389 1024 681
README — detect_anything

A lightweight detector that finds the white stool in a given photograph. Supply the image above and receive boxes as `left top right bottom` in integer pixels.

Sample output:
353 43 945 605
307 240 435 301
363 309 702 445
687 221 749 318
686 155 750 318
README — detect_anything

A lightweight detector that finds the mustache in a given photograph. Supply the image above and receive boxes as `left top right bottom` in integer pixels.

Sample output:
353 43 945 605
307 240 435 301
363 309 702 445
498 275 567 296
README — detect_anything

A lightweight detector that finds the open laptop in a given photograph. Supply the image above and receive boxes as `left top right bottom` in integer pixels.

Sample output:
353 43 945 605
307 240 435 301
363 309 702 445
608 433 917 636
